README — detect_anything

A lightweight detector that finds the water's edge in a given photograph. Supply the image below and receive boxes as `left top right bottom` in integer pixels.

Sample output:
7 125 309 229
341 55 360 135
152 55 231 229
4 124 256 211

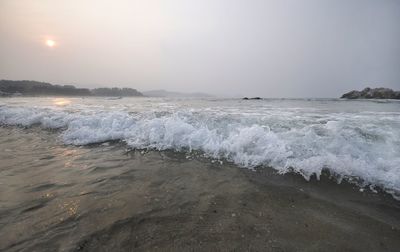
1 126 400 251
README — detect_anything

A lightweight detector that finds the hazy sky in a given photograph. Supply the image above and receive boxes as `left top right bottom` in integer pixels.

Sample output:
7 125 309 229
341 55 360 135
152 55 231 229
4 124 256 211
1 0 399 97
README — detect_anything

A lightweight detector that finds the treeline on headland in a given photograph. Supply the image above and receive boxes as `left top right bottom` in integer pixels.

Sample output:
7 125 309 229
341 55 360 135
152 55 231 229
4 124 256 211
0 80 143 97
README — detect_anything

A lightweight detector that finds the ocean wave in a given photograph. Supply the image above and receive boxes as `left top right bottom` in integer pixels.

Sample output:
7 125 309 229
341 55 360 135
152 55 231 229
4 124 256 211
1 104 400 198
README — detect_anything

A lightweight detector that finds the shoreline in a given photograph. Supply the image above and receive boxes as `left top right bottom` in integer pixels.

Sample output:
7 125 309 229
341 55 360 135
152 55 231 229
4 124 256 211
1 122 399 201
1 127 400 251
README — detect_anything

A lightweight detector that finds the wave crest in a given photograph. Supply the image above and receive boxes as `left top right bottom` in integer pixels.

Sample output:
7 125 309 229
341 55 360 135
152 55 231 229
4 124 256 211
1 105 399 198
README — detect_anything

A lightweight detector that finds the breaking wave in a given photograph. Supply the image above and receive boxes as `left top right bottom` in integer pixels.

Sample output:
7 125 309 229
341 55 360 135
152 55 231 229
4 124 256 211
1 104 400 198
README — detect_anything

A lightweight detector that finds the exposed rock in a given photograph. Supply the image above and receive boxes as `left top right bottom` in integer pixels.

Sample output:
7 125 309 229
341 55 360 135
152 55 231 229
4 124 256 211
243 97 262 100
341 87 400 99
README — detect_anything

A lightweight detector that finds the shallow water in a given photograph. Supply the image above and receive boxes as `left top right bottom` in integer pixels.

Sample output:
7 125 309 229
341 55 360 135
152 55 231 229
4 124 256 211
1 126 400 251
1 97 399 197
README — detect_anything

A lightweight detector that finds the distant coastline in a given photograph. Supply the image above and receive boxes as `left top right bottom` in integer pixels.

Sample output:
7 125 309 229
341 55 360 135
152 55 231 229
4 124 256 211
341 87 400 99
0 80 143 97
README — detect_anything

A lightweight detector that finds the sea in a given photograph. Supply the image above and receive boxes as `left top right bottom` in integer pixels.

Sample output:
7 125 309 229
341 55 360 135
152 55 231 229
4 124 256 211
1 97 400 251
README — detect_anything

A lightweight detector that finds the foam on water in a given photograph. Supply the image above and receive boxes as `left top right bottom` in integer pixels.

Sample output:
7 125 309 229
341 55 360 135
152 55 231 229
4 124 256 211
1 98 400 198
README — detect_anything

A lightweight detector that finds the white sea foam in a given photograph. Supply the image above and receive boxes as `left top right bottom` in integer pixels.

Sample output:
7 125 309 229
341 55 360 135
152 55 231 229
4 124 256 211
1 98 400 198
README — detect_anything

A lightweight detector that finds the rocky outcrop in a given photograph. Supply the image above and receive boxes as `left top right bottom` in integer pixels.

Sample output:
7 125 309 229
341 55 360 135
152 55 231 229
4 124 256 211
341 87 400 99
243 97 262 100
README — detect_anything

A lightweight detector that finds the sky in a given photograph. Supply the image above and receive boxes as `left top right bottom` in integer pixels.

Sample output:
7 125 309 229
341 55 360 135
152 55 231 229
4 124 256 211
1 0 399 97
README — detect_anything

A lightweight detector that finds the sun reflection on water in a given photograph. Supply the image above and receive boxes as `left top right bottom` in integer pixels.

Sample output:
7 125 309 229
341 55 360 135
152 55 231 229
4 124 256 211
53 98 71 106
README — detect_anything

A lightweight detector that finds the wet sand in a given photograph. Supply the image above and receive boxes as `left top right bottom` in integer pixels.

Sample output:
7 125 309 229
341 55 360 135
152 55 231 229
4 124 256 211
1 127 399 251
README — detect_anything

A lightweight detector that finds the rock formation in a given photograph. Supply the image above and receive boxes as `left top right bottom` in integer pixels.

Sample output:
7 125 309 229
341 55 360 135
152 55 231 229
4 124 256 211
341 87 400 99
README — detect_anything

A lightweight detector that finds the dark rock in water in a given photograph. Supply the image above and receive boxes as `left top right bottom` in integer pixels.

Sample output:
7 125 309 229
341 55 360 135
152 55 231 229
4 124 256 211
341 87 400 99
242 97 262 100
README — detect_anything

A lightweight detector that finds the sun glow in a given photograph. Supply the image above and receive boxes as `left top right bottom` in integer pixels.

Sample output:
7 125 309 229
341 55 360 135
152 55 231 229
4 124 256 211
46 39 56 48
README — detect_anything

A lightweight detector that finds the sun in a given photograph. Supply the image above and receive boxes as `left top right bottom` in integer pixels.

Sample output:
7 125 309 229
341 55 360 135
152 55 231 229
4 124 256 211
46 39 56 48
